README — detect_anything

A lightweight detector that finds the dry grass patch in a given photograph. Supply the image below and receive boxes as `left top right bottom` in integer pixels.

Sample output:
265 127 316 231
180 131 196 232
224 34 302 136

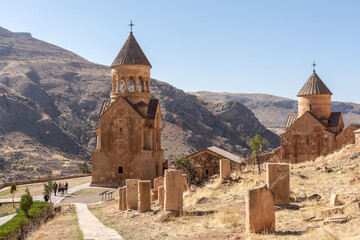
87 145 360 240
0 203 18 217
27 205 83 240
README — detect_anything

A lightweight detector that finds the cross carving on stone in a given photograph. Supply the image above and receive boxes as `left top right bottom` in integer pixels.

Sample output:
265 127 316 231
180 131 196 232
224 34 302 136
129 20 135 32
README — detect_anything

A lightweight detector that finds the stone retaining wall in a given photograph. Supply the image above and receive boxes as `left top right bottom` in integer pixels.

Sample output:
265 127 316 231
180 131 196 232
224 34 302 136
0 174 91 190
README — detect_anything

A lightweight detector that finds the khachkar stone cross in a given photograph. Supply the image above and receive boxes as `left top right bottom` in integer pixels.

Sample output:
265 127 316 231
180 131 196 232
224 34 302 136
129 20 135 32
312 61 317 71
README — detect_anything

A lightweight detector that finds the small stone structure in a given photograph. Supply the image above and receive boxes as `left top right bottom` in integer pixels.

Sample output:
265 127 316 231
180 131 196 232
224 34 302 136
187 146 244 180
355 129 360 147
182 174 188 191
245 185 275 233
118 187 122 210
266 163 290 205
220 159 231 179
330 193 340 207
121 187 127 211
138 180 151 213
158 186 165 206
152 176 164 201
164 170 183 211
126 179 139 209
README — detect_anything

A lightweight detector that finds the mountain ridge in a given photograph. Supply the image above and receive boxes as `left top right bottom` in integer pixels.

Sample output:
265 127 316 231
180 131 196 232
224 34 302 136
0 26 280 182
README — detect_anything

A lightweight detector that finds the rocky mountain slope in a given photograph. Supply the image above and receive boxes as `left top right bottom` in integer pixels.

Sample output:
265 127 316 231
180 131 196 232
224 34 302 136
191 92 360 135
0 26 280 182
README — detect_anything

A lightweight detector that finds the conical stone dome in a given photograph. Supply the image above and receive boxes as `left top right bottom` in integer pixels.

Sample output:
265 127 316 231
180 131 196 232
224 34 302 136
297 70 332 96
111 32 151 67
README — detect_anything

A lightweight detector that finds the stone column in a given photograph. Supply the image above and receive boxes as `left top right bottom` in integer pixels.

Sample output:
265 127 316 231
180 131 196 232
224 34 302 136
121 187 127 211
138 180 151 213
220 159 231 180
182 174 188 191
126 179 139 210
164 170 183 211
118 187 122 210
266 163 290 205
158 186 165 206
245 185 275 233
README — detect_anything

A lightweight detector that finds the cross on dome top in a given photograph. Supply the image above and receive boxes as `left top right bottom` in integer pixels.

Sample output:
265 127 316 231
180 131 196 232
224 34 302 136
312 61 317 72
129 20 135 32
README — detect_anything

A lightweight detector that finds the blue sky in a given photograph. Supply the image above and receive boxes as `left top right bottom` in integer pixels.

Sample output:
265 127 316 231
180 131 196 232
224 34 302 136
1 1 360 103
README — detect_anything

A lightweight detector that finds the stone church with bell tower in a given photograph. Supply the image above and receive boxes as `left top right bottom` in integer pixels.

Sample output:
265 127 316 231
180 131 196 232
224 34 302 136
280 65 359 163
91 28 165 187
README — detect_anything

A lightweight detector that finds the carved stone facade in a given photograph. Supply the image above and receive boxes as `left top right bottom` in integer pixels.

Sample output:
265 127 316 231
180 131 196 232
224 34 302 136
187 146 243 180
91 31 164 187
280 70 360 163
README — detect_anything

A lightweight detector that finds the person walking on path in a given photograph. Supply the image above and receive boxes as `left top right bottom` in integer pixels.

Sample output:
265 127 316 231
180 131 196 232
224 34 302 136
65 182 68 194
53 181 58 196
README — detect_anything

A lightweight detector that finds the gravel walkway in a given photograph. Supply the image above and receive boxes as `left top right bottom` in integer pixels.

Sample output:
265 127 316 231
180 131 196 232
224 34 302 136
75 203 123 240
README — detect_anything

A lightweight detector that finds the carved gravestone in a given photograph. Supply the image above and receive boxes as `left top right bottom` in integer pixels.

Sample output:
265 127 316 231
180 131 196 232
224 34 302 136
164 170 183 211
266 163 290 205
138 180 151 213
246 185 275 233
126 179 139 209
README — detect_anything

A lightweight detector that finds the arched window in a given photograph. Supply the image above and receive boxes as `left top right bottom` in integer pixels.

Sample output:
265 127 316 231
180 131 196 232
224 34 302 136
137 79 142 92
119 79 125 92
128 77 135 92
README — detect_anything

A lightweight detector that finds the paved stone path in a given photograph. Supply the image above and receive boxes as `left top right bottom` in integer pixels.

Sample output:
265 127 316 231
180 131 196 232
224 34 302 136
0 182 90 226
0 182 90 205
75 203 123 240
0 213 16 226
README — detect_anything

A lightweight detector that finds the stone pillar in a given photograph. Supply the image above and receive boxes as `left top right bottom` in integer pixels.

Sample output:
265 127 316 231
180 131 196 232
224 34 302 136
153 176 164 202
164 170 183 211
245 185 275 233
158 186 165 206
182 174 188 191
138 180 151 213
330 193 339 207
118 187 122 210
266 163 290 205
121 187 127 211
220 159 231 180
126 179 139 210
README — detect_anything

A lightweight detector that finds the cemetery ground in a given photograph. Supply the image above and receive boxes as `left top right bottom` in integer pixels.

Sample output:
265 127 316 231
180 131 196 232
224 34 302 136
2 145 359 239
88 144 360 240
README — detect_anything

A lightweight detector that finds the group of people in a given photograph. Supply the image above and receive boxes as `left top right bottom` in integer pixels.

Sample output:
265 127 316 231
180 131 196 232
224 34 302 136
53 181 68 196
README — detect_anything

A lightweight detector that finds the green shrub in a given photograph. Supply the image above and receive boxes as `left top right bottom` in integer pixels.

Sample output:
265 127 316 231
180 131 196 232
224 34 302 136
79 161 91 174
0 202 52 240
19 190 33 218
173 156 198 185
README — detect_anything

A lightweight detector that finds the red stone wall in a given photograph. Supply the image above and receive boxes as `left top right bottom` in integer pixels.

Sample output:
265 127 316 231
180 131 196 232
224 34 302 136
336 124 360 150
281 114 336 163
